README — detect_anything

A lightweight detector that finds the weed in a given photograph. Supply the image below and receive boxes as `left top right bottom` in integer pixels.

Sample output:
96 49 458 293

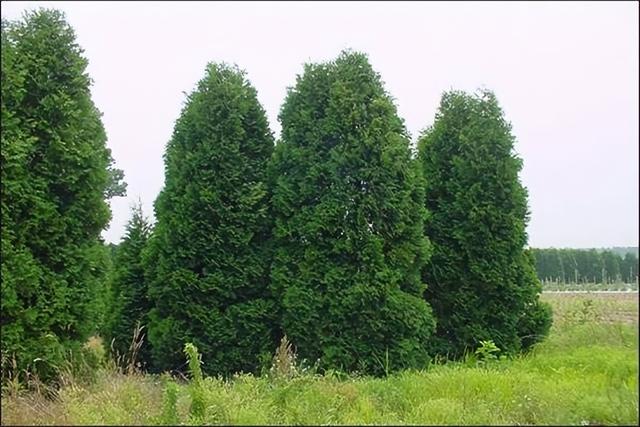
184 342 205 421
372 347 391 377
270 335 298 380
1 356 22 398
567 298 601 325
475 340 501 367
158 374 179 426
110 322 146 375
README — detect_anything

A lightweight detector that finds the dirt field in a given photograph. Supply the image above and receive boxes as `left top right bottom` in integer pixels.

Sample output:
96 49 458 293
541 291 639 324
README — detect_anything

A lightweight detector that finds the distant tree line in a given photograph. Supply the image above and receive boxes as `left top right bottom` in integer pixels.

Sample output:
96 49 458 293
2 9 552 382
530 248 638 284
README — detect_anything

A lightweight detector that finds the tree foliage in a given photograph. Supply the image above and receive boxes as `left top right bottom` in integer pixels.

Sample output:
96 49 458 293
1 9 124 381
269 51 435 375
104 202 152 367
531 248 638 284
418 90 552 357
145 63 276 376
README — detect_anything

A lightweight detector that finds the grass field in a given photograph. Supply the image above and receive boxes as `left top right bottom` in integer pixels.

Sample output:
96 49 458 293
2 292 638 426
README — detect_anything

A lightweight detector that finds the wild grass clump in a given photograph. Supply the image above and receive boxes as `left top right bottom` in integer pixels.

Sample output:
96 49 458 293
158 373 179 426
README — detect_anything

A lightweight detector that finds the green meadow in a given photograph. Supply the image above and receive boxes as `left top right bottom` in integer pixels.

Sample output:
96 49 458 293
2 292 637 426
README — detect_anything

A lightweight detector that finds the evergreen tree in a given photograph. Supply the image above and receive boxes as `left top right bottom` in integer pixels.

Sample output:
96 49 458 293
146 63 275 376
1 9 125 381
418 90 552 357
105 202 152 368
269 50 435 375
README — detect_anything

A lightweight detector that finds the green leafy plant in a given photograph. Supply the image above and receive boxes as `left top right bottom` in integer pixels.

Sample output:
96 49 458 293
158 374 179 426
474 340 501 367
184 343 205 421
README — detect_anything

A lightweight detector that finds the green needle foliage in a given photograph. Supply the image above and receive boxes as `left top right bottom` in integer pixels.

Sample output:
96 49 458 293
1 9 125 382
269 50 435 376
146 63 276 376
417 90 552 358
105 201 152 368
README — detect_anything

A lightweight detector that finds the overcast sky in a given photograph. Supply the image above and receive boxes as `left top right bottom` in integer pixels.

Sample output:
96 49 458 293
2 1 638 248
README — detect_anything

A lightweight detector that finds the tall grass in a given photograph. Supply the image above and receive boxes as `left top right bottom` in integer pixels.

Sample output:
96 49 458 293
2 294 638 426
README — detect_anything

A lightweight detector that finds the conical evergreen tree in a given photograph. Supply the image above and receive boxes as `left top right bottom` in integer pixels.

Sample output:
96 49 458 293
146 63 276 376
104 201 152 368
417 90 552 357
269 51 435 375
0 9 125 381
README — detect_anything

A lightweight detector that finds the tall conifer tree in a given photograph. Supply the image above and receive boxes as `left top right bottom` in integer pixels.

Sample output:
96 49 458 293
269 51 435 375
146 63 276 375
418 90 552 357
105 202 152 367
1 9 125 381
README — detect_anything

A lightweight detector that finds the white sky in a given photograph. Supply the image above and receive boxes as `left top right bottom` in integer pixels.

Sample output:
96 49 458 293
2 1 638 248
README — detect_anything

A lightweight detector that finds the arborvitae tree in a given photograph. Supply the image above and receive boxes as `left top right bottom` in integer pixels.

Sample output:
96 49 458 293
1 17 43 381
104 202 152 367
418 90 552 357
1 9 125 381
146 63 275 376
269 51 435 375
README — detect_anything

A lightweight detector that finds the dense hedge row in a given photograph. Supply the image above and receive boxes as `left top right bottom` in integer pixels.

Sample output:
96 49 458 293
2 9 551 380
